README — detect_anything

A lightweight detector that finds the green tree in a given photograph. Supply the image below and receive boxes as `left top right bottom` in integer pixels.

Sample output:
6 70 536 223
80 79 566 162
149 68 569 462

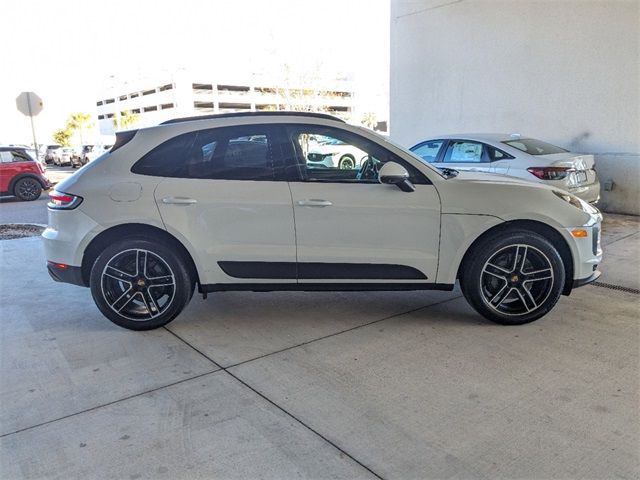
113 110 139 130
52 127 73 146
67 112 93 145
361 112 377 130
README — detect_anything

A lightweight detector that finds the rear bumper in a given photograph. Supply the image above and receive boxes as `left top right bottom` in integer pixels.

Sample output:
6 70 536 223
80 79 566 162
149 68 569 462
47 261 87 287
568 179 600 204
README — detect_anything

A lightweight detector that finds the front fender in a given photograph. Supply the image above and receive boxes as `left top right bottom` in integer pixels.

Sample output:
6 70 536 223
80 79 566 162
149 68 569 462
436 213 504 285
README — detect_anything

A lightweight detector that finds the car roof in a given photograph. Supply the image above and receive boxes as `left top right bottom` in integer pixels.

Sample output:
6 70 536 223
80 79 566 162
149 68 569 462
413 133 524 145
0 145 27 150
160 111 345 126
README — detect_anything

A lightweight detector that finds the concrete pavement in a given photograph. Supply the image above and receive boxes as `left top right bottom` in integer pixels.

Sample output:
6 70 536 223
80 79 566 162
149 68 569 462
0 216 638 479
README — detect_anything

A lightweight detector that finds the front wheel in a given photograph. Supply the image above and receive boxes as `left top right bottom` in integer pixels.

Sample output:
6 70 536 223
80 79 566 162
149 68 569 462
460 230 565 325
338 155 355 170
90 239 194 330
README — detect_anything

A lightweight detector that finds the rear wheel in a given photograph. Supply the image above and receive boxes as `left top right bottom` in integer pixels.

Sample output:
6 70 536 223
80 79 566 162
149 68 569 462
460 230 565 325
90 239 193 330
14 178 42 201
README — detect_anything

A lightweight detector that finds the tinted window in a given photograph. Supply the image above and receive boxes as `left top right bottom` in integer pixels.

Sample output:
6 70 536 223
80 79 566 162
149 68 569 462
443 141 486 163
287 125 428 184
11 150 32 162
410 140 444 163
503 138 567 155
131 126 276 180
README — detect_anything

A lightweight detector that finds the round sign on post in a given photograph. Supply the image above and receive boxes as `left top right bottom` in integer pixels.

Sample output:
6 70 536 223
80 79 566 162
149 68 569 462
15 92 43 159
16 92 43 117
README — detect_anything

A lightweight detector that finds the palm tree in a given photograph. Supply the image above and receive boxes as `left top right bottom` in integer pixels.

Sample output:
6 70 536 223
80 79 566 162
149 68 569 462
113 110 139 130
67 112 93 145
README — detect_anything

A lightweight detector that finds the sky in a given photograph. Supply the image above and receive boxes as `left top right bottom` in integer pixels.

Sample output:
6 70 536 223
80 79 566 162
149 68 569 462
1 0 389 145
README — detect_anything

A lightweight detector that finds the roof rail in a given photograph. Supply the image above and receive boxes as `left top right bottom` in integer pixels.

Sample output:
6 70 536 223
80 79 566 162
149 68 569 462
160 111 345 125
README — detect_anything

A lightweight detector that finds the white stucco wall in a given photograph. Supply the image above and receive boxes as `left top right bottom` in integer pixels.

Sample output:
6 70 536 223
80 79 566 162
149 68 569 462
390 0 640 214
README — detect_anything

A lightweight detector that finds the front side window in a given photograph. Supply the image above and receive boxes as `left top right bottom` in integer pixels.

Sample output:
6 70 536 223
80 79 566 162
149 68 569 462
503 138 567 156
131 125 276 180
410 140 444 164
287 125 428 184
443 141 486 163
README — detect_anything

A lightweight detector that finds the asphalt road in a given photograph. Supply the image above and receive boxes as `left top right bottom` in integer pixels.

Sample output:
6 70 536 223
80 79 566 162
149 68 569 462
0 165 73 225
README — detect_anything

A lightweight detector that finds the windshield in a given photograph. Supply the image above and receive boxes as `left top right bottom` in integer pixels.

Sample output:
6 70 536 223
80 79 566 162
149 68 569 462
503 138 567 155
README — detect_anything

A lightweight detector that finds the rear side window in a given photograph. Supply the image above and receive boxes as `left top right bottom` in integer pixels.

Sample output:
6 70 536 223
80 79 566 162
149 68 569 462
503 138 567 155
0 150 32 163
443 141 486 163
487 146 514 161
131 126 276 180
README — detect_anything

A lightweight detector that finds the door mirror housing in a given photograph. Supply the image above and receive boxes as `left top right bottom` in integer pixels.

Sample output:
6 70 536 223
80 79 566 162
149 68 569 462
378 162 415 192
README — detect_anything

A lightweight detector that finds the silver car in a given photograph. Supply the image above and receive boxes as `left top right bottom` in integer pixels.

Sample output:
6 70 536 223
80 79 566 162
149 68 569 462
410 134 600 203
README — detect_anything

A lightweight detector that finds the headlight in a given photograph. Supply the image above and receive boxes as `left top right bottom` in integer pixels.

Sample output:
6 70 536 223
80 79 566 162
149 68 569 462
552 190 600 215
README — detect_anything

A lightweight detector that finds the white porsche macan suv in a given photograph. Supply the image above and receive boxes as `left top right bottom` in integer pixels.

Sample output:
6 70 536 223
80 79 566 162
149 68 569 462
43 112 603 330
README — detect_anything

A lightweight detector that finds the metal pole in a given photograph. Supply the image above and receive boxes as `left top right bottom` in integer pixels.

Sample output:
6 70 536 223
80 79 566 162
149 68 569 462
26 93 39 159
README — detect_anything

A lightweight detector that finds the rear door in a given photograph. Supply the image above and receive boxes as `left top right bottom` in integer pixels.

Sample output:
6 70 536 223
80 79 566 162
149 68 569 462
440 140 491 173
138 124 297 286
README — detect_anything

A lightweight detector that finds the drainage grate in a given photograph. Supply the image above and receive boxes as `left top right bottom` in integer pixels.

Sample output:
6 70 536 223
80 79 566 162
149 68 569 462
591 281 640 295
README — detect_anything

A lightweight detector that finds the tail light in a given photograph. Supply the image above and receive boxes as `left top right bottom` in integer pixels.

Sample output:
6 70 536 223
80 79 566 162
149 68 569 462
527 166 575 180
48 190 83 210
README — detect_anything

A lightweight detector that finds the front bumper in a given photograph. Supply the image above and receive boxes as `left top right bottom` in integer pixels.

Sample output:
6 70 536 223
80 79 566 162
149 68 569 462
573 270 601 288
562 219 603 288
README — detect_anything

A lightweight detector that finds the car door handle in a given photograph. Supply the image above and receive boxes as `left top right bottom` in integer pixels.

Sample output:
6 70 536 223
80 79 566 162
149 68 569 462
161 196 197 205
297 199 333 207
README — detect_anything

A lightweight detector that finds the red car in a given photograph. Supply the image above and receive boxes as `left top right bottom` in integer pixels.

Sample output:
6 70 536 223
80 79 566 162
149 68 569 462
0 146 51 201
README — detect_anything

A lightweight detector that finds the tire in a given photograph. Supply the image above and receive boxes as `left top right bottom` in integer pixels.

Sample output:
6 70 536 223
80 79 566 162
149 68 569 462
14 177 42 201
90 238 194 330
338 155 355 170
460 230 565 325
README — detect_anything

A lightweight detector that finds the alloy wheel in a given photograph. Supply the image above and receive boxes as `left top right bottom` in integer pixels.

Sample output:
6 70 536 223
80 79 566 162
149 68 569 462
16 179 41 200
480 244 554 316
101 249 176 321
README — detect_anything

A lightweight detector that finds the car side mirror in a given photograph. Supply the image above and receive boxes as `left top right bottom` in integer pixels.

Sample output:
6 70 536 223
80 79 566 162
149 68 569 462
378 162 415 192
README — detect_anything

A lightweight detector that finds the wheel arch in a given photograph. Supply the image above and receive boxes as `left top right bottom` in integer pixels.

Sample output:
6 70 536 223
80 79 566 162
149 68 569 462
9 173 48 194
81 223 200 288
457 219 575 296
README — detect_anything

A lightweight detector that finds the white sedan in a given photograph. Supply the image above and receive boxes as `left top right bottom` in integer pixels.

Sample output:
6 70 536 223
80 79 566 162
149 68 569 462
410 134 600 203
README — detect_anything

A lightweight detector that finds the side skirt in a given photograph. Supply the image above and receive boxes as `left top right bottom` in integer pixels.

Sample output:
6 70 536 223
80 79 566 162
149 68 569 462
200 283 455 293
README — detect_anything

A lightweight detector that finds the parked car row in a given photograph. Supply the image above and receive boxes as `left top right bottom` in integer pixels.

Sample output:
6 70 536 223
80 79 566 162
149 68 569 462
45 144 112 167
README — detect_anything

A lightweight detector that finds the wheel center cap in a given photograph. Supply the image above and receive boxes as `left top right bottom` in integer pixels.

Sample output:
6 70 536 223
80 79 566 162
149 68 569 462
137 278 146 288
511 274 519 283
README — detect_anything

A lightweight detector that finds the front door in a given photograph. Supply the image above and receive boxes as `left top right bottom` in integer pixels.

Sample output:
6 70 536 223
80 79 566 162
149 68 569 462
285 125 441 284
